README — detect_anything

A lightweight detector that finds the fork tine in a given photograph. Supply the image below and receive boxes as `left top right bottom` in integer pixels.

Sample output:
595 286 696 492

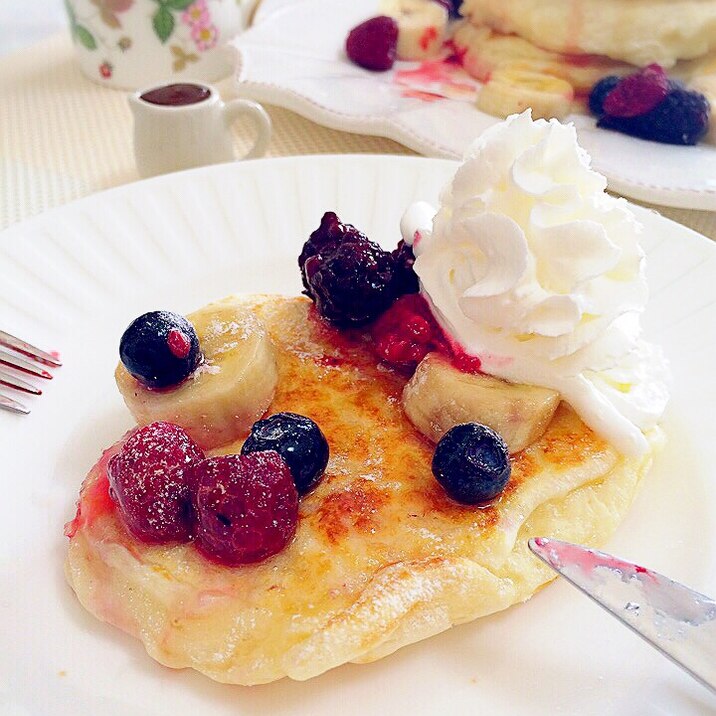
0 350 53 379
0 330 61 367
0 392 29 414
0 369 42 395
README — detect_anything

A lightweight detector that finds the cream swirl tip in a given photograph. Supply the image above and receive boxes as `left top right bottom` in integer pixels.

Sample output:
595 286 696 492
402 111 669 455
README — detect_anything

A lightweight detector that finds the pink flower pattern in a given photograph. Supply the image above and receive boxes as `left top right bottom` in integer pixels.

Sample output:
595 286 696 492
190 22 219 51
182 0 210 28
182 0 218 52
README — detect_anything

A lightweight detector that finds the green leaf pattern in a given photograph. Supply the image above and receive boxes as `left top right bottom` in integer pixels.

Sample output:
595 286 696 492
66 0 98 51
75 25 98 49
163 0 194 10
152 6 175 43
67 0 211 52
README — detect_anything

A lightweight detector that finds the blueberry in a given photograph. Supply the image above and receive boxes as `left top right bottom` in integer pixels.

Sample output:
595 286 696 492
241 412 329 495
120 311 202 389
432 423 511 505
598 87 710 146
588 75 620 116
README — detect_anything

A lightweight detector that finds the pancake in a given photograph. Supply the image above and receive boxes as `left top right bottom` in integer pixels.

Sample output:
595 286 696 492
65 295 659 685
459 0 716 68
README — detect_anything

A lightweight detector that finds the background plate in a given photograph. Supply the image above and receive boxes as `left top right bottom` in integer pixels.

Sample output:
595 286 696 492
1 156 715 715
233 0 716 211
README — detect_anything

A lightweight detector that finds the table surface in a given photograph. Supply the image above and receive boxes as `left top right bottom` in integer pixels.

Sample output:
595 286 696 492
1 31 716 242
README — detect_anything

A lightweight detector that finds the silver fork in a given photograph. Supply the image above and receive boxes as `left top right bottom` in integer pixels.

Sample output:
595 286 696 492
0 330 61 414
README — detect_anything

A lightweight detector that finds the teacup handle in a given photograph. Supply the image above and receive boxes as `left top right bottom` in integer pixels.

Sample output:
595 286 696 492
222 99 271 160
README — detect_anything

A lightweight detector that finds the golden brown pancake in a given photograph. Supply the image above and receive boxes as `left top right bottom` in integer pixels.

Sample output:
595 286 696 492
65 295 658 684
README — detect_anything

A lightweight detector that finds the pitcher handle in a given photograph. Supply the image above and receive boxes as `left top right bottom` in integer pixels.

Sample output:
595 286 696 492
222 99 272 160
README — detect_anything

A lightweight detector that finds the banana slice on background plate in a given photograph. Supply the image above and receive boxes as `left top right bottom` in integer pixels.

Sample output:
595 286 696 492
476 66 575 120
402 353 560 453
379 0 449 61
453 23 627 94
115 298 278 450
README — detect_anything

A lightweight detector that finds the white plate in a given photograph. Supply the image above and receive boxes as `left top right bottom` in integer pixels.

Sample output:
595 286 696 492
232 0 716 211
1 156 715 715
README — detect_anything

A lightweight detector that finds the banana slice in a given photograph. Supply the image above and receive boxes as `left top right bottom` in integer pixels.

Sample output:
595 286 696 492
115 297 278 450
476 66 574 120
379 0 448 61
454 23 618 94
402 353 560 453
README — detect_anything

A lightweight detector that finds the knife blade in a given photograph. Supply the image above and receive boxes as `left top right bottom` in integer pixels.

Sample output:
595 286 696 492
528 537 716 695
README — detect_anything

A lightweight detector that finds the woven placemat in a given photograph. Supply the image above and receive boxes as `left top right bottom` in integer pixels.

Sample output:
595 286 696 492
1 32 714 243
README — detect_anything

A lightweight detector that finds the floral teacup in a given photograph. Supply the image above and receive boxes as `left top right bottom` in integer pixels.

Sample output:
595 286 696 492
64 0 257 90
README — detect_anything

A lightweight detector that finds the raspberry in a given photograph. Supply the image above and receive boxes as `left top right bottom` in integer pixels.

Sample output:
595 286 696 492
346 16 398 72
602 64 668 118
192 452 298 566
391 239 420 295
371 294 447 372
301 214 396 326
107 422 205 543
599 86 710 146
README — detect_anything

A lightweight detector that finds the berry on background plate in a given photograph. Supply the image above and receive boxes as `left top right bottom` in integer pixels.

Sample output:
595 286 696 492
346 16 398 72
599 86 711 146
602 64 668 118
590 66 711 146
588 75 621 117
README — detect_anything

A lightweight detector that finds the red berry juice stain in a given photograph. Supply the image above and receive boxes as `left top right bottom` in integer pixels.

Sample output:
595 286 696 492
434 325 482 375
140 83 211 106
167 329 191 359
419 26 438 52
64 446 119 538
394 58 478 102
314 354 346 368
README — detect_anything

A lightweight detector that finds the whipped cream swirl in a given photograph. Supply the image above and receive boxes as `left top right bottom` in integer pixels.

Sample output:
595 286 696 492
402 111 669 455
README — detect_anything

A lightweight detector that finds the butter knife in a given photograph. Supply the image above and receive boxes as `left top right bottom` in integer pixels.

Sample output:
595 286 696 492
528 537 716 695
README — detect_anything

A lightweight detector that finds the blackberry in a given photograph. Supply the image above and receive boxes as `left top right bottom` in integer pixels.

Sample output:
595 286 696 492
299 212 366 295
391 239 420 295
300 212 396 326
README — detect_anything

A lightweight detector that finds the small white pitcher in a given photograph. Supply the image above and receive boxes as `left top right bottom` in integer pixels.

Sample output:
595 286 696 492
129 82 271 177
